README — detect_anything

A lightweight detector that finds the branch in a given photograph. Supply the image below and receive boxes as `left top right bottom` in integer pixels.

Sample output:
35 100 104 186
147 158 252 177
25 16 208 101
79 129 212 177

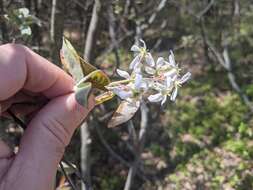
95 126 131 167
107 4 121 76
204 34 253 111
124 103 149 190
196 0 215 19
61 159 91 190
140 0 168 31
80 122 92 190
83 0 101 62
95 123 149 182
50 0 57 43
59 162 78 190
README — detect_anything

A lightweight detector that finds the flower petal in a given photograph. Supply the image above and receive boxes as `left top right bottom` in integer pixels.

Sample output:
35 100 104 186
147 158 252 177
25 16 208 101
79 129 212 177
156 57 165 68
170 87 178 101
179 72 191 84
131 44 140 52
140 39 147 49
169 50 176 66
161 96 167 105
129 55 141 70
145 53 155 67
112 88 133 99
148 93 163 102
116 69 130 79
145 66 156 75
166 76 172 87
152 82 166 91
134 73 143 89
164 68 177 78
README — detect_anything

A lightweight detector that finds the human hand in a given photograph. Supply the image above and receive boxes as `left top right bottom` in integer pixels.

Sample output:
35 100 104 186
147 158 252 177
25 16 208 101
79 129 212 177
0 44 94 190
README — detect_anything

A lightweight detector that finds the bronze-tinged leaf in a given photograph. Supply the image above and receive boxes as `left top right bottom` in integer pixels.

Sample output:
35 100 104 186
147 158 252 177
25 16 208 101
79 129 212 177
95 91 115 105
79 56 97 76
61 37 110 89
108 100 140 128
63 37 98 75
79 70 110 91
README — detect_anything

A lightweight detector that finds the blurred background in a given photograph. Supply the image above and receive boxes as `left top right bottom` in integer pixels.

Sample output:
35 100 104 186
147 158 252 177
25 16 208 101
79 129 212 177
1 0 253 189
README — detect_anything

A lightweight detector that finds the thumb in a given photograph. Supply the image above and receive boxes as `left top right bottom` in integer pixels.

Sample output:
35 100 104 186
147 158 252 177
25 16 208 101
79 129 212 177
4 93 94 190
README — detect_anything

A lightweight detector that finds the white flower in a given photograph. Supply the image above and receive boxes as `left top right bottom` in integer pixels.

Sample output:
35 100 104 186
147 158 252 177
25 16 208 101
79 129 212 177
170 72 191 101
130 39 155 70
148 92 167 105
148 76 173 105
145 51 180 80
169 50 176 67
109 41 191 106
109 85 133 99
145 57 164 75
107 71 147 100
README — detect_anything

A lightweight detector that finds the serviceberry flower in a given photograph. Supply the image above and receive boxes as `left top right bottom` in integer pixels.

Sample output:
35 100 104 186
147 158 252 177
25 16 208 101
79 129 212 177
130 39 155 70
106 69 147 100
107 40 191 106
170 72 191 101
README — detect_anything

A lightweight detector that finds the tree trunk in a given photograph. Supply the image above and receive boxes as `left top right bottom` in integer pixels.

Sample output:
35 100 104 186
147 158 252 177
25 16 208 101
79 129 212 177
50 0 64 65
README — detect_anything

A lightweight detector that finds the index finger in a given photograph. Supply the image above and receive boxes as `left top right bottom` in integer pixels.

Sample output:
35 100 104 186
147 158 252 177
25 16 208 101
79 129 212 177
0 44 74 101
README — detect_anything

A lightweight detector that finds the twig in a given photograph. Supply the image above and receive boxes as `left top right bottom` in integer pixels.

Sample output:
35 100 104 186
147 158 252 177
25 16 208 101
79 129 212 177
196 0 215 19
50 0 57 44
107 4 121 76
61 158 91 190
201 24 253 111
95 126 131 167
95 123 149 182
59 161 78 190
80 122 92 189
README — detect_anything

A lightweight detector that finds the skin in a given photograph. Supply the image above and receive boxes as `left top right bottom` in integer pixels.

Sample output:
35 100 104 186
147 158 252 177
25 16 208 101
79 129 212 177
0 44 95 190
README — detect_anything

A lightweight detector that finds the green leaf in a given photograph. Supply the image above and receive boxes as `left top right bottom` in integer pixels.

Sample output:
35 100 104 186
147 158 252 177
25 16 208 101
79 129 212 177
108 99 140 128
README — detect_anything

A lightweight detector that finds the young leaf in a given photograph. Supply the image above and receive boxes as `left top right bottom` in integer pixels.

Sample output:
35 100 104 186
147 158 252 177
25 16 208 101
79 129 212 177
61 37 110 90
77 70 110 91
61 37 97 79
75 82 92 107
86 70 110 90
60 37 84 82
108 100 140 128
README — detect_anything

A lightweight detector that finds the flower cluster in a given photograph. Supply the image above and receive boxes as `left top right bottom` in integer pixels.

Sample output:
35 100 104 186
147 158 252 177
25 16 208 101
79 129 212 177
106 40 191 105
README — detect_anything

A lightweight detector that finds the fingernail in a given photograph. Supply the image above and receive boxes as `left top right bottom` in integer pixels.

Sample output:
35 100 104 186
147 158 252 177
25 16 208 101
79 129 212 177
74 82 92 108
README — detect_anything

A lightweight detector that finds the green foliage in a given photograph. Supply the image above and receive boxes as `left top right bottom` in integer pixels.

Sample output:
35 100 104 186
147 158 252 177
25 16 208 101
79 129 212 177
246 84 253 98
224 139 253 160
167 81 248 153
166 148 253 189
100 174 124 190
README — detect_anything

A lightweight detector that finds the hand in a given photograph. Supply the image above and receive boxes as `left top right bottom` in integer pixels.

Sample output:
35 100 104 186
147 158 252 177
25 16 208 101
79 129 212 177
0 44 94 190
